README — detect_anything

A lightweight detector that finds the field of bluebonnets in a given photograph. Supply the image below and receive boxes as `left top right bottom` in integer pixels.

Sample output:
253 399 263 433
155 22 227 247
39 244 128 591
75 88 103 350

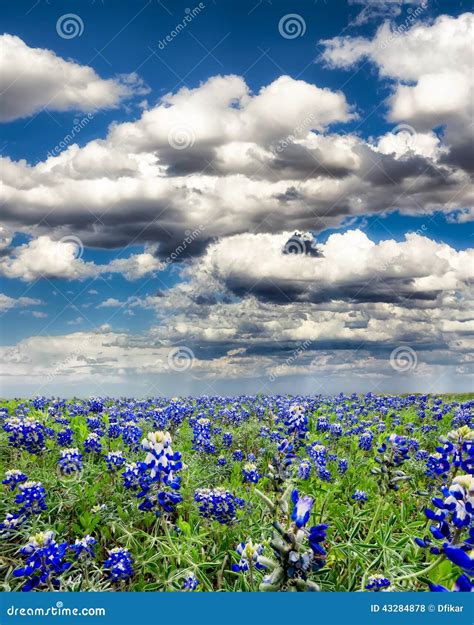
0 394 473 593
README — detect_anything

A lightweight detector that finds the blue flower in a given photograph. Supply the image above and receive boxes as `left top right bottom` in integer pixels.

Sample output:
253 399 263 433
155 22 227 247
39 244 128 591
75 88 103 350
298 460 312 480
194 488 245 525
359 431 373 451
242 463 261 483
308 524 328 561
232 540 265 572
70 535 97 560
15 481 47 516
444 546 474 574
365 575 391 591
291 489 314 528
2 469 27 491
58 448 83 475
13 531 71 591
84 433 102 454
104 547 133 582
429 574 473 592
105 451 126 472
182 573 199 590
233 449 244 462
352 490 368 503
338 459 348 474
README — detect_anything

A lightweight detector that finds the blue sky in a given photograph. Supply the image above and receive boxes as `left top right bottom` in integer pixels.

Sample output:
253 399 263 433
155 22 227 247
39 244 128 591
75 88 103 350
0 0 472 397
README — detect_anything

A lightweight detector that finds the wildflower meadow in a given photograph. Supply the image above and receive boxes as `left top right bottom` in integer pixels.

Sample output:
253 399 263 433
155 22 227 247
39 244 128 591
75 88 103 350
0 394 472 594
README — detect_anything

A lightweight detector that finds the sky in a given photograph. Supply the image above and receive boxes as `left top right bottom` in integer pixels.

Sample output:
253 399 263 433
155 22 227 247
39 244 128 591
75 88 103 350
0 0 472 398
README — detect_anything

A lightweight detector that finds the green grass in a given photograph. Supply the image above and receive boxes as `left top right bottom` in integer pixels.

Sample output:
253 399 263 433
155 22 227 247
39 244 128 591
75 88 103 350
0 394 471 592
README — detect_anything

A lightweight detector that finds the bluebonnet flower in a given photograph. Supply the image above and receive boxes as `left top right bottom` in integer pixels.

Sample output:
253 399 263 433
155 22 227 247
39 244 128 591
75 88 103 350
57 427 73 447
352 490 368 503
105 450 126 471
122 461 149 492
233 449 244 462
3 469 27 491
416 475 474 571
192 417 212 452
217 455 227 466
247 452 257 462
138 431 183 515
13 531 71 591
182 573 199 590
307 443 327 467
194 488 245 525
104 547 133 582
87 397 105 414
317 417 329 432
365 575 391 591
291 490 314 528
298 460 312 480
70 535 97 560
308 524 328 562
3 417 46 454
223 432 233 447
330 423 343 437
242 463 261 483
0 512 23 536
121 421 142 451
58 448 83 475
86 416 102 431
285 405 308 437
359 431 373 451
84 433 102 454
429 575 473 592
107 423 121 439
32 396 47 411
317 466 331 482
338 459 348 474
232 540 265 572
15 481 47 516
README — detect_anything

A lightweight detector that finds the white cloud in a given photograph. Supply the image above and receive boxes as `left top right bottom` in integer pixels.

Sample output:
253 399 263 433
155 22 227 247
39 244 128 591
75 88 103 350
0 293 42 312
0 236 164 282
322 13 473 128
0 35 148 121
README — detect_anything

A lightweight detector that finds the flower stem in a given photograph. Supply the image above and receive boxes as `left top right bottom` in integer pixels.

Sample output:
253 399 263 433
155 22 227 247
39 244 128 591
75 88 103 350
393 555 445 583
366 498 384 543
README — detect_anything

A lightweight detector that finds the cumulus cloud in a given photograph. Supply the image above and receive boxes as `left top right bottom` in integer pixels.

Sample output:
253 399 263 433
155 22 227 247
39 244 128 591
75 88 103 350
188 229 474 305
1 71 471 254
0 293 42 312
322 13 474 172
0 236 163 282
0 34 148 121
